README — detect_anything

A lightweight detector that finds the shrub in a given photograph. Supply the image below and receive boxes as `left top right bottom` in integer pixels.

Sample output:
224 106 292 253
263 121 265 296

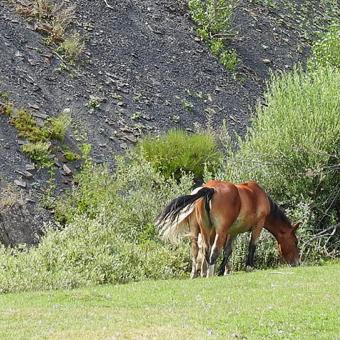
225 66 340 201
137 130 222 181
189 0 238 71
47 112 72 141
15 0 76 44
22 142 53 167
57 33 84 63
219 65 340 265
0 155 192 293
10 109 49 143
311 24 340 69
0 93 14 116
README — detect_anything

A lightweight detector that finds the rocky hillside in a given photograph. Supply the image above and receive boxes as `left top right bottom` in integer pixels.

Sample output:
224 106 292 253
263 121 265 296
0 0 333 245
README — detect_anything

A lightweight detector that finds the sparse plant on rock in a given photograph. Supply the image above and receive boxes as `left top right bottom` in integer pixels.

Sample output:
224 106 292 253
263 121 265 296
57 33 85 64
189 0 239 71
22 141 53 167
310 23 340 69
47 112 72 141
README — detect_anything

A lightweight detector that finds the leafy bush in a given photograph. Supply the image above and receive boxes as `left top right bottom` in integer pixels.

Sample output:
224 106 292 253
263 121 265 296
47 112 71 141
137 130 222 181
311 24 340 69
57 33 84 64
11 109 49 143
0 155 193 293
219 65 340 265
225 66 340 201
22 141 53 167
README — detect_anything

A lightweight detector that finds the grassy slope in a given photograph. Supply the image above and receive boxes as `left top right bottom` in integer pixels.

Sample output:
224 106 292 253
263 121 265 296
0 263 339 339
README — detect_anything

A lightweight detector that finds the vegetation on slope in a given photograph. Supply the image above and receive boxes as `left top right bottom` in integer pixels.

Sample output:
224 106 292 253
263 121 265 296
189 0 239 71
137 129 222 180
7 0 84 63
0 1 339 293
0 102 75 167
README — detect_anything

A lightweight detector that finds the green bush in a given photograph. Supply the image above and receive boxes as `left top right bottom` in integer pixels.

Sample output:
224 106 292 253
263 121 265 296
218 65 340 265
47 112 72 141
137 130 222 181
21 141 53 167
57 33 84 64
225 66 340 201
0 155 193 293
11 109 49 143
310 24 340 69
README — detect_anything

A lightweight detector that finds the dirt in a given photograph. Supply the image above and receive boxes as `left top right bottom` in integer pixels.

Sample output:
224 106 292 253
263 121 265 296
0 0 330 244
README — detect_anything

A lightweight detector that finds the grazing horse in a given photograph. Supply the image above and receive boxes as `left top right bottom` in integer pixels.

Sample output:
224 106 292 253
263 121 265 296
156 180 300 278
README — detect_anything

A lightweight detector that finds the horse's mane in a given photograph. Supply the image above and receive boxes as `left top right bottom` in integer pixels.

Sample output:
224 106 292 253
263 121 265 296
268 197 291 227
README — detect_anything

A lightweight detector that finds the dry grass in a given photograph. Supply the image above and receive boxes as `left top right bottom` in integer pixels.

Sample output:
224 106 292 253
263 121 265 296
9 0 82 61
0 184 22 210
15 0 76 43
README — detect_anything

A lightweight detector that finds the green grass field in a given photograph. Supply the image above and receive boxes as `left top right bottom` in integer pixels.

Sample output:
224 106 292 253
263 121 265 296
0 263 339 339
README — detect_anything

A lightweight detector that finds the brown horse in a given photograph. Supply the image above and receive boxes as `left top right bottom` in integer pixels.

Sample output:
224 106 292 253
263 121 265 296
156 180 300 277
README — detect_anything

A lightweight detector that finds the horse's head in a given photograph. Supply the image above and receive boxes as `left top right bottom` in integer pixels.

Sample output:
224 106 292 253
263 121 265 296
277 222 301 266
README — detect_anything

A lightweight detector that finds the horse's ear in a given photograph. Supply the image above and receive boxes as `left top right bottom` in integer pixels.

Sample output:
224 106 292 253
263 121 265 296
293 222 301 231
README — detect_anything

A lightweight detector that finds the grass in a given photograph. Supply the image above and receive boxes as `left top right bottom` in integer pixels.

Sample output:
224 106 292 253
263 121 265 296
57 33 85 64
0 262 339 339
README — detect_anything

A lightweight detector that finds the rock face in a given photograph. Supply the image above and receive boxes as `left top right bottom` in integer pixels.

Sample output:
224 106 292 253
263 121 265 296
0 0 323 245
0 199 50 246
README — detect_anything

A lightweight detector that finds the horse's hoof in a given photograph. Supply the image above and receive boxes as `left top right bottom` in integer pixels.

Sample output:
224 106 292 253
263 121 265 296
245 265 254 272
190 272 198 279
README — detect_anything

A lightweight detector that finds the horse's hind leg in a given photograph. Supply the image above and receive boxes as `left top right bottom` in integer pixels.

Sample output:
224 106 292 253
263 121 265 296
201 253 208 277
190 234 199 279
208 230 228 276
190 219 200 279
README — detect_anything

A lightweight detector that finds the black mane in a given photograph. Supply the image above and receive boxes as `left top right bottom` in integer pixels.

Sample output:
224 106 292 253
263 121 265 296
268 197 291 226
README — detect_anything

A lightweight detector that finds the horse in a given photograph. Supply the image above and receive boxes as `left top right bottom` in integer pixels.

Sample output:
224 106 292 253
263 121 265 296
156 180 300 278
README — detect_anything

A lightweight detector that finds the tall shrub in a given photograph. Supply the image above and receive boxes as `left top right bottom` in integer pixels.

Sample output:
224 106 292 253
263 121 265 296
221 65 340 264
137 130 222 181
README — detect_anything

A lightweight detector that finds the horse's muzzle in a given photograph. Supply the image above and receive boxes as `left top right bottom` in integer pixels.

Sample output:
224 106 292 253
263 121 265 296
290 259 301 267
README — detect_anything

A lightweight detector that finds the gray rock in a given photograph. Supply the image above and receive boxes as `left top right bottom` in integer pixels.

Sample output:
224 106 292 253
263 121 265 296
25 164 35 171
14 179 27 188
62 164 73 176
0 200 51 246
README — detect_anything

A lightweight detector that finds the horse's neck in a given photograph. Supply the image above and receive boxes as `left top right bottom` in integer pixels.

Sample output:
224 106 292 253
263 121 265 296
264 217 287 241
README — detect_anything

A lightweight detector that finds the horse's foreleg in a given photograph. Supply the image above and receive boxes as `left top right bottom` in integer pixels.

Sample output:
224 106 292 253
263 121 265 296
218 235 234 276
209 232 228 269
246 222 264 270
201 256 208 277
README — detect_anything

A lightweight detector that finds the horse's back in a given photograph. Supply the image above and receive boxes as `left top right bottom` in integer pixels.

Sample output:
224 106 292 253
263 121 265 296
200 180 241 229
236 181 271 224
202 180 270 231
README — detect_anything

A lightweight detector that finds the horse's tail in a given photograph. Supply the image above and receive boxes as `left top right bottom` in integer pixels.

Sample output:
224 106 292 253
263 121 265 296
156 187 215 243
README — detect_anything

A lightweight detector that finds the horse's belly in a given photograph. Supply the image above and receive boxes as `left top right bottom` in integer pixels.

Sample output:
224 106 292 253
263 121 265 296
228 219 251 236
